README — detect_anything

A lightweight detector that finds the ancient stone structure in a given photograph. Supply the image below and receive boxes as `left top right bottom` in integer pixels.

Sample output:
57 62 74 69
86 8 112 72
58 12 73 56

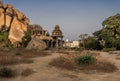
0 2 29 46
28 24 64 49
52 25 63 48
0 1 64 49
27 24 53 49
29 24 48 37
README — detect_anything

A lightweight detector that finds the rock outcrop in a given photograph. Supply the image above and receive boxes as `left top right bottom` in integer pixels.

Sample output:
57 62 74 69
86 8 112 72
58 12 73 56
26 37 47 50
0 2 29 44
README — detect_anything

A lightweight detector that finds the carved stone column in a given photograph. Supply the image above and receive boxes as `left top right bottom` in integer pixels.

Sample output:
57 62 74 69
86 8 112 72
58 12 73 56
51 41 53 47
60 37 63 48
56 38 59 48
46 41 49 47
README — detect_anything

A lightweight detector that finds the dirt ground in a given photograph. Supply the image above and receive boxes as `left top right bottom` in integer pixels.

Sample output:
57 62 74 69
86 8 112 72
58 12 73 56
1 50 120 81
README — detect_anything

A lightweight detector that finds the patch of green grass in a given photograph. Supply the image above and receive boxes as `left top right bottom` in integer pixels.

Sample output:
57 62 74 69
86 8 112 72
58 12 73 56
76 54 95 65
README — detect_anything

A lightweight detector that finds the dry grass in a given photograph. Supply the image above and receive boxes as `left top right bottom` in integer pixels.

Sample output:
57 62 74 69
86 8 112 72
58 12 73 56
0 49 51 66
49 55 77 70
57 50 82 55
77 60 117 73
0 55 33 65
21 68 34 76
116 56 120 60
20 50 51 58
0 54 34 66
0 54 17 65
49 52 118 73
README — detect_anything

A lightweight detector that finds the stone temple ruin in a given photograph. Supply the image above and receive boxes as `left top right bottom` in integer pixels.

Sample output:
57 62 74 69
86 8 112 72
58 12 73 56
52 25 63 48
0 1 64 49
27 24 64 50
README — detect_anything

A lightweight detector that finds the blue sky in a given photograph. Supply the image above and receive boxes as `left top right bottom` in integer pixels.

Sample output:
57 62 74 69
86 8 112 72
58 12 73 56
3 0 120 40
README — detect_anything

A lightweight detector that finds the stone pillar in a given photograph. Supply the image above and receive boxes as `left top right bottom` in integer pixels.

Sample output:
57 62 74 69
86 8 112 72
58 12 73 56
42 31 44 36
60 37 63 48
51 41 53 47
46 41 49 47
56 38 59 48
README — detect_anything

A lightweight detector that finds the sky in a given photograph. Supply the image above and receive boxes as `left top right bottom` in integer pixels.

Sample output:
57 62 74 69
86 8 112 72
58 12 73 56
3 0 120 41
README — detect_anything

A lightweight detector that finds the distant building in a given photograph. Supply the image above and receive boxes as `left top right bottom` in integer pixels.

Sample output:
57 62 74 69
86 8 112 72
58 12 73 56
63 40 72 48
64 40 80 48
72 41 80 48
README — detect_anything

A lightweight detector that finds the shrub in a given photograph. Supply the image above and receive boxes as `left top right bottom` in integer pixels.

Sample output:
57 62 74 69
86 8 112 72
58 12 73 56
49 55 77 70
0 67 13 77
22 33 31 47
8 44 14 48
84 37 103 50
102 48 116 52
49 52 117 73
0 31 9 47
21 68 34 76
76 54 95 65
15 52 21 56
95 61 118 73
74 47 84 51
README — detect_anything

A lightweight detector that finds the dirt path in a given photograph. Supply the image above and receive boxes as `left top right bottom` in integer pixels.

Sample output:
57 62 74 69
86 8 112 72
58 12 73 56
2 52 120 81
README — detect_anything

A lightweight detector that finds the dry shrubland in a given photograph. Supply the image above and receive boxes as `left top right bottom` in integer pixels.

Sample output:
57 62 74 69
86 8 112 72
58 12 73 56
0 54 17 65
49 51 118 73
0 49 50 78
0 49 50 66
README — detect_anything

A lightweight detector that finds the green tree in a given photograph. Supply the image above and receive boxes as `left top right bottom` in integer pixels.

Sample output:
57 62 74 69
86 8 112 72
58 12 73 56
0 30 9 47
84 37 103 50
102 14 120 48
22 33 31 47
93 14 120 49
79 34 88 50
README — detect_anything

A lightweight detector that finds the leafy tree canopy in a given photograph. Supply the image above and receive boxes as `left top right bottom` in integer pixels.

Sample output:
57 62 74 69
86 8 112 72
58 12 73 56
102 13 120 39
93 14 120 49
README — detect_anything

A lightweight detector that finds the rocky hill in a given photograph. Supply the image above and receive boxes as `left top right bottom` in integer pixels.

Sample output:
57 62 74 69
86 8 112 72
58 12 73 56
0 2 29 44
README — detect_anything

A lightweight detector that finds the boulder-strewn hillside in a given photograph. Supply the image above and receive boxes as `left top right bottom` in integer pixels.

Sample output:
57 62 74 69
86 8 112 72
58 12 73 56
0 2 29 44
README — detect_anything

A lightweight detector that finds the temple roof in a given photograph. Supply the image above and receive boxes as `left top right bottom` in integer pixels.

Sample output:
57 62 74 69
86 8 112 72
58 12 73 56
52 25 63 37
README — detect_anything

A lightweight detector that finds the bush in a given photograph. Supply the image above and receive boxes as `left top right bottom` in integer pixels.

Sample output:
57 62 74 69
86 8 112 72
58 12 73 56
76 54 95 65
8 44 14 48
0 31 9 47
73 47 84 51
49 55 77 70
49 52 117 73
0 67 14 77
21 68 34 76
15 52 21 56
84 37 103 50
102 48 116 52
22 33 31 47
